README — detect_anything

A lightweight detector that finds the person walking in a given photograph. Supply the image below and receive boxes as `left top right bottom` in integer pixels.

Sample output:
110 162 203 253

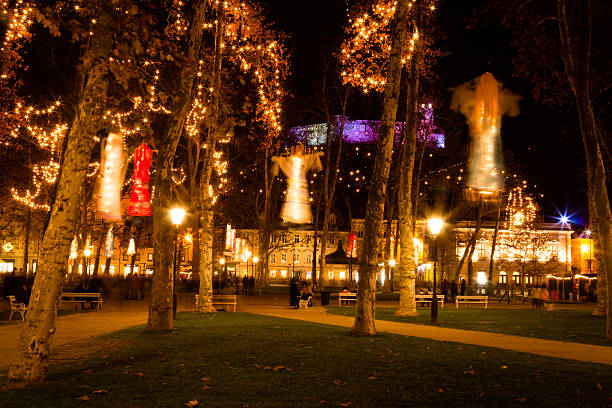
441 278 450 302
450 280 458 302
530 285 541 310
249 276 255 295
242 275 248 294
460 278 466 296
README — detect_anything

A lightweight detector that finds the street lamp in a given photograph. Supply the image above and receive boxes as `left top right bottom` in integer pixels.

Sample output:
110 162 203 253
428 217 443 324
170 207 186 320
252 256 259 278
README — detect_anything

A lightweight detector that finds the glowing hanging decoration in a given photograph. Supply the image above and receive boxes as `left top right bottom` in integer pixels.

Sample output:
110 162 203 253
127 237 136 256
97 132 124 221
69 236 78 260
128 143 152 216
451 72 520 197
104 227 114 258
272 143 323 224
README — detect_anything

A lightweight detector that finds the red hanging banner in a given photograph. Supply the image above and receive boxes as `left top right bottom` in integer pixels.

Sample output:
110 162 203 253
128 143 152 216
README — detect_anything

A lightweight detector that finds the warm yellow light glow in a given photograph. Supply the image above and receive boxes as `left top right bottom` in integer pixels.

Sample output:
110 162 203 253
170 207 186 226
83 248 92 257
127 237 136 256
253 256 259 263
219 258 225 265
388 259 396 267
184 233 193 243
581 244 589 253
2 242 13 252
427 217 443 236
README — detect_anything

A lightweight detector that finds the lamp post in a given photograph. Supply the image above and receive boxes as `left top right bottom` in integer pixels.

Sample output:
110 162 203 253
252 256 259 278
83 247 92 280
170 207 186 320
428 217 443 324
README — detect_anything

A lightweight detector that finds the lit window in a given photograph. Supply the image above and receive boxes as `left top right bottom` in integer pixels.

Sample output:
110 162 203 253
293 253 299 263
148 253 153 261
339 271 346 280
270 253 276 263
477 271 487 285
512 272 520 284
281 253 287 263
478 240 488 259
499 271 507 284
526 275 534 285
270 270 277 278
328 271 334 280
0 261 14 273
306 271 312 279
282 235 287 244
305 253 312 264
355 272 359 281
280 269 287 278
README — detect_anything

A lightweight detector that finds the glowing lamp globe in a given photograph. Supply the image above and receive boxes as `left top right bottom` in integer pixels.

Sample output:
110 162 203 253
83 248 92 257
388 259 396 267
219 258 225 265
253 256 259 264
170 208 186 226
428 217 443 237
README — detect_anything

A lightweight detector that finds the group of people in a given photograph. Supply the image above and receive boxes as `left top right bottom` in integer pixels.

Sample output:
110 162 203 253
289 278 313 308
241 275 256 295
440 278 467 302
530 283 550 310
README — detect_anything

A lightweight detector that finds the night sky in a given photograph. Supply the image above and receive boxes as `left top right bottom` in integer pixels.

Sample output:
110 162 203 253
264 0 589 227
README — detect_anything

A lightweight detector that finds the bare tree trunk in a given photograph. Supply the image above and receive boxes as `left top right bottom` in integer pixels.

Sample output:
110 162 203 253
383 194 393 293
258 149 273 287
395 33 421 316
454 200 483 283
23 206 30 273
590 189 606 315
488 203 501 295
148 0 208 329
352 0 411 336
558 0 612 338
8 3 114 382
92 228 103 276
320 92 347 289
197 4 222 312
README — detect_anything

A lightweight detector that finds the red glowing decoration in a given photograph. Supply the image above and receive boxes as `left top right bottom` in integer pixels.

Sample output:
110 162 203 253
128 143 152 216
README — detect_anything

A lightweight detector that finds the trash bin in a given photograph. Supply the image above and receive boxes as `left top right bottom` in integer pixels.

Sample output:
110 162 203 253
320 290 331 306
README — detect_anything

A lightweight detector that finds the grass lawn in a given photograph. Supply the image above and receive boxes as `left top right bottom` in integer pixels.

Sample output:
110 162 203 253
326 306 609 346
1 312 611 407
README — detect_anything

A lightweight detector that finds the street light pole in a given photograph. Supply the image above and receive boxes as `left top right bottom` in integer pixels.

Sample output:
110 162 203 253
428 217 443 325
170 208 186 320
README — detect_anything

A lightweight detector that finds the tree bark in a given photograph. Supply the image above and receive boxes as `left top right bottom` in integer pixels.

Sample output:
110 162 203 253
8 3 114 383
590 188 606 315
148 0 209 329
258 149 274 287
23 206 30 273
395 37 421 316
488 203 502 295
197 3 222 312
558 0 612 338
352 0 411 336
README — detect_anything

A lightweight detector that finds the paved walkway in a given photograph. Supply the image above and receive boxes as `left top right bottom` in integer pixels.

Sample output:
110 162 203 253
0 301 149 369
239 300 612 366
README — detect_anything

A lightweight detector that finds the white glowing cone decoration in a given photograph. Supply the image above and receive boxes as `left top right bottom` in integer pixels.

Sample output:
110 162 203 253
97 132 124 221
451 72 520 195
104 227 114 258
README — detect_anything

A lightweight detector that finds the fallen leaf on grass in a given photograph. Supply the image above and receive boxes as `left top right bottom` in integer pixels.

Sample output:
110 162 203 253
337 402 352 407
333 379 346 386
273 366 285 371
254 364 261 368
81 369 93 374
76 395 89 401
162 382 169 386
200 377 211 382
133 372 145 379
202 384 212 391
438 388 444 393
500 365 508 370
185 400 199 407
596 382 603 391
223 362 231 366
515 397 527 403
463 367 475 376
367 376 379 380
92 390 107 395
263 366 271 371
247 356 256 359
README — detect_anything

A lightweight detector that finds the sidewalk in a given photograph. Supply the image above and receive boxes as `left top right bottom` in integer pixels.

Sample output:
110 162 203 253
0 300 149 369
239 302 612 366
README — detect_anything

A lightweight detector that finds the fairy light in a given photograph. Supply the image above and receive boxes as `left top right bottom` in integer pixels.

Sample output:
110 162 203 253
506 184 537 230
1 0 35 50
339 0 434 93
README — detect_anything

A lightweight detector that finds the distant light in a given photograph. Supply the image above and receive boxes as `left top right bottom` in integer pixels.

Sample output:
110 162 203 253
219 258 225 265
170 207 186 226
428 217 444 236
585 229 592 237
388 259 396 267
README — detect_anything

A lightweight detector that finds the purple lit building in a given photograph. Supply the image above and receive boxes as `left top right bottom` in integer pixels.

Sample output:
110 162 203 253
289 103 445 148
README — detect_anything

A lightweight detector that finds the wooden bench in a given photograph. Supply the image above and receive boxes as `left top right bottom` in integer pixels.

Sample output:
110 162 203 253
415 294 444 307
338 292 357 306
60 292 103 310
7 296 26 321
212 294 237 312
456 295 488 308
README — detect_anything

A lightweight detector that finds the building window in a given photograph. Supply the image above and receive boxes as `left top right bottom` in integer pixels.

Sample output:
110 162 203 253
280 269 287 278
293 253 299 263
328 271 335 280
306 235 312 244
281 253 287 263
270 253 276 263
136 253 141 261
525 275 534 285
548 241 559 258
148 253 153 261
512 272 520 285
339 271 346 280
123 254 129 261
329 234 335 244
294 234 300 244
270 269 277 278
499 271 507 284
477 271 487 285
281 235 287 244
305 253 312 264
478 240 488 259
0 261 14 273
357 230 363 238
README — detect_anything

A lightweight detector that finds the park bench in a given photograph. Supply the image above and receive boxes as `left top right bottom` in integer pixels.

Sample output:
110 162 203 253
338 292 357 306
6 295 27 321
415 294 444 307
212 294 237 312
60 292 103 310
456 295 488 308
